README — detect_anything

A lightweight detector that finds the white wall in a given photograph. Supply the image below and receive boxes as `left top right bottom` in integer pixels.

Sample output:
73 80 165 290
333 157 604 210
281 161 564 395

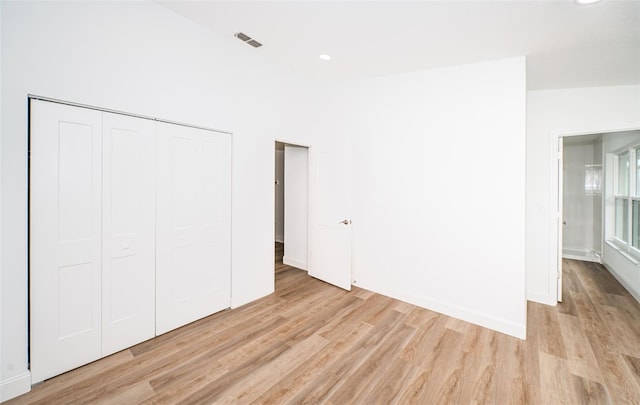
602 245 640 303
0 1 318 400
322 57 527 338
275 149 285 243
283 145 309 270
526 85 640 305
562 139 602 255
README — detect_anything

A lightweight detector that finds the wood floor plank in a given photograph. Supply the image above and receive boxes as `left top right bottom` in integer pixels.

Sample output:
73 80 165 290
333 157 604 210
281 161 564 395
570 374 613 405
398 312 448 365
574 261 618 307
595 304 640 358
92 382 156 405
287 310 406 403
538 351 580 405
570 265 640 405
326 323 416 403
257 321 374 404
399 328 467 404
146 315 289 388
623 354 640 388
523 303 543 405
457 328 499 405
536 303 568 359
215 334 329 404
8 252 640 405
139 364 229 404
557 312 604 383
360 356 420 404
402 305 442 329
495 333 528 405
317 293 393 342
585 261 628 296
216 294 362 372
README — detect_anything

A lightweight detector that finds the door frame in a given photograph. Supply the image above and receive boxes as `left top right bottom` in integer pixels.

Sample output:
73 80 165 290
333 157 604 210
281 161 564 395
274 139 311 277
551 126 640 303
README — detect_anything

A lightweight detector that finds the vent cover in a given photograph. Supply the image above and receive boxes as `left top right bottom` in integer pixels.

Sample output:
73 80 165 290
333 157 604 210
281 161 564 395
234 32 263 48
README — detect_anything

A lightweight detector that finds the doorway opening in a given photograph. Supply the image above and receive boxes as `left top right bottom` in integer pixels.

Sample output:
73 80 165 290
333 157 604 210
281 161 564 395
274 141 309 279
557 129 640 303
561 134 603 263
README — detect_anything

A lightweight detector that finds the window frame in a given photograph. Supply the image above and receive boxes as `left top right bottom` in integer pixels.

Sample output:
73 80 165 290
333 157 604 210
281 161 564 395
610 147 640 258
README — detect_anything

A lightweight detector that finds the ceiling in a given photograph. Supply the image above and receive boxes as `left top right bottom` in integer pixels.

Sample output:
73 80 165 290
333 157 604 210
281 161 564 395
158 0 640 90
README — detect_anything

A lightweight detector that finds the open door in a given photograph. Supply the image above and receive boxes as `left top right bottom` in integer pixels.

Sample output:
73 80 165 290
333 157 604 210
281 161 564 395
557 137 564 302
309 142 352 290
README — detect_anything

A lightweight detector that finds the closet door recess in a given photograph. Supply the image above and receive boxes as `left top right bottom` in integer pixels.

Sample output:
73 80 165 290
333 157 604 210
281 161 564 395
30 99 232 382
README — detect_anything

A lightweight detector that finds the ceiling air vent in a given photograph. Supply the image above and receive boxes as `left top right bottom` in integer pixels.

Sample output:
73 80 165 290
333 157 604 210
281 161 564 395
235 32 263 48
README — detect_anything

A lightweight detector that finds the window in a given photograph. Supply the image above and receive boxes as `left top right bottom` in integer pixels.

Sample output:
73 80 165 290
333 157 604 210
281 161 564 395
611 147 640 253
584 164 602 195
615 198 629 242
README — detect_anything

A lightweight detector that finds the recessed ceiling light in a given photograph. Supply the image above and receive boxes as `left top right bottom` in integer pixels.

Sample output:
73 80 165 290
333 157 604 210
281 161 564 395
319 54 331 61
575 0 602 5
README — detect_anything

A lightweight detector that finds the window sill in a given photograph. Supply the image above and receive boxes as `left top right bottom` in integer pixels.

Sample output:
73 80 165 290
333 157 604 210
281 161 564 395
605 240 640 267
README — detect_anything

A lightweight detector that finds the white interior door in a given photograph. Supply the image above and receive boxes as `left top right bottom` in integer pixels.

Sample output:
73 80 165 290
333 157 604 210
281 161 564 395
155 122 232 335
558 137 564 302
309 142 352 290
30 100 103 383
101 112 156 356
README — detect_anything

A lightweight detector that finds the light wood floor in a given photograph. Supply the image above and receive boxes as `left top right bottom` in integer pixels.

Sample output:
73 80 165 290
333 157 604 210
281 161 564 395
7 246 640 404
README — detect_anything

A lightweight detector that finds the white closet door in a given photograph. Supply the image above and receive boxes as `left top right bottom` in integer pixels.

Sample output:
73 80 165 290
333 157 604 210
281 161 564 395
155 122 231 335
30 101 103 383
101 113 156 356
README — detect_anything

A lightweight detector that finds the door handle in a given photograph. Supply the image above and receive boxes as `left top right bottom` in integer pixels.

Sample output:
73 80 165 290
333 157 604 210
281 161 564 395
340 219 352 225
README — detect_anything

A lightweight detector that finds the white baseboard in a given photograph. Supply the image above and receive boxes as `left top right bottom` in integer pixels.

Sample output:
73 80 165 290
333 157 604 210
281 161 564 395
562 253 601 263
0 371 31 402
356 280 526 339
283 256 307 271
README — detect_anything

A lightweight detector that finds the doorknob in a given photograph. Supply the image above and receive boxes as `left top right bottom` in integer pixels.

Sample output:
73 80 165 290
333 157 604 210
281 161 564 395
340 219 352 225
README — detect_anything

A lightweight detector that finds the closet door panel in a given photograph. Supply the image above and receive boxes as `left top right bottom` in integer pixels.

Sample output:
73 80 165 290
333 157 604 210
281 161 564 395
101 113 156 356
156 122 231 335
30 100 103 383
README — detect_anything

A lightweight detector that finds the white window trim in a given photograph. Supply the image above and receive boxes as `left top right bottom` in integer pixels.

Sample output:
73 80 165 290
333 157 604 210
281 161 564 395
608 146 640 262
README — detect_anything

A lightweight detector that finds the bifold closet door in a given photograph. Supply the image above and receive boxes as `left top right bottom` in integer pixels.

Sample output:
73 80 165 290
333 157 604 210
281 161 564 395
31 102 157 382
101 112 156 356
30 101 103 383
155 122 232 335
